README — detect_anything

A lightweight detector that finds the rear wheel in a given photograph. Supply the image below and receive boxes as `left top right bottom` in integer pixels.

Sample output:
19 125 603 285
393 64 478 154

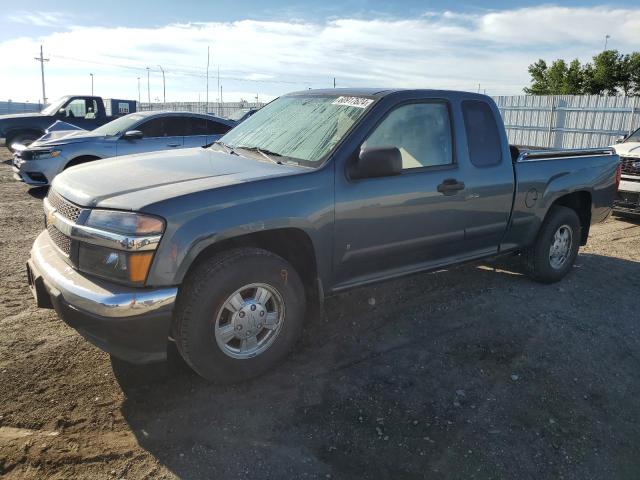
174 248 306 382
523 205 581 283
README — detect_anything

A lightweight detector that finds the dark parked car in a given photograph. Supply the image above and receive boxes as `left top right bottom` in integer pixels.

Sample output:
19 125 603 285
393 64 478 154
0 95 135 150
12 111 235 186
28 89 620 382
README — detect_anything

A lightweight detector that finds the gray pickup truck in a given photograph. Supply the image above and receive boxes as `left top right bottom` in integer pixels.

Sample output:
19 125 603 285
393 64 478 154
27 89 620 382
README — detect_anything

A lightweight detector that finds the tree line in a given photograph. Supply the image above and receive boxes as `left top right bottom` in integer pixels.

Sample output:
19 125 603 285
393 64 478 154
524 50 640 96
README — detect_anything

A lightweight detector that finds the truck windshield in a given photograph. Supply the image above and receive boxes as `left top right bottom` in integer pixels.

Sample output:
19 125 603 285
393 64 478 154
92 114 145 136
41 97 69 115
219 94 374 164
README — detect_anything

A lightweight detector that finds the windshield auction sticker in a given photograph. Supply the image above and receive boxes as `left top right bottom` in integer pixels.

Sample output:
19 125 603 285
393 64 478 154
332 96 374 109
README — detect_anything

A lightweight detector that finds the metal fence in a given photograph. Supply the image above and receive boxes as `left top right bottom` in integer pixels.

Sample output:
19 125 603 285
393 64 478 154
138 101 266 119
493 95 640 149
0 101 42 115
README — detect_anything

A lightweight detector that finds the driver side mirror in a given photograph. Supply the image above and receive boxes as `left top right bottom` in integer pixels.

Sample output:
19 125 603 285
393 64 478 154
615 135 626 144
350 146 402 180
57 108 66 117
123 130 143 140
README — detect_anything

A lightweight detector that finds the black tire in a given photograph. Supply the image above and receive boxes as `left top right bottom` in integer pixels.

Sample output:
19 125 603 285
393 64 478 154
7 132 40 151
523 205 581 283
64 156 100 170
174 248 306 383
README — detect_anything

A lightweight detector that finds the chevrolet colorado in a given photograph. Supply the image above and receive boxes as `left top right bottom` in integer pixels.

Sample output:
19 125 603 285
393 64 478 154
27 89 620 382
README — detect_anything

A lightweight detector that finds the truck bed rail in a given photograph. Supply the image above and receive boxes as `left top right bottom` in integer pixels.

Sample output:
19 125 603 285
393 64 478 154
517 147 616 162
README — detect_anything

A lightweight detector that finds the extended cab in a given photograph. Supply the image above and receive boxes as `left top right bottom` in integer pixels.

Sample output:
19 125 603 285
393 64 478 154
27 89 620 382
0 95 135 150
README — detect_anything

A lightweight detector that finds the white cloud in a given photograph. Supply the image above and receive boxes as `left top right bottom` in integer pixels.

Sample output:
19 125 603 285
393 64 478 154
1 6 639 104
5 11 76 27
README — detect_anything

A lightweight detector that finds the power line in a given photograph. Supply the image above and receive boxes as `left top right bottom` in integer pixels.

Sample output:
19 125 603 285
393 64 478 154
49 52 315 86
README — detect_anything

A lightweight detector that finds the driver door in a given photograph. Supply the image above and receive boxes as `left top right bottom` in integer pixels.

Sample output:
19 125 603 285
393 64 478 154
333 100 471 288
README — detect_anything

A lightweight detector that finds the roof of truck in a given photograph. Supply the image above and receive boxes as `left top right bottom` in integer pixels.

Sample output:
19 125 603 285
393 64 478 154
286 88 492 100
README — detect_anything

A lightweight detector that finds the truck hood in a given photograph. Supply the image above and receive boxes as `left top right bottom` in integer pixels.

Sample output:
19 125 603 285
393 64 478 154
612 142 640 157
51 147 307 210
0 112 42 121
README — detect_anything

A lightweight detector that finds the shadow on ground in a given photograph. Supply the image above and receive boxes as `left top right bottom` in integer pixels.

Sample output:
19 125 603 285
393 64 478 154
116 253 640 479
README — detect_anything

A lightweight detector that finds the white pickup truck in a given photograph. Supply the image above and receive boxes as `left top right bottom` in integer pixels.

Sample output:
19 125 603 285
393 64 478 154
612 127 640 216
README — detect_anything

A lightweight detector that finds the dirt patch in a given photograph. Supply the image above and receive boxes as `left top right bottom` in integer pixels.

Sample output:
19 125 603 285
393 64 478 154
1 149 639 479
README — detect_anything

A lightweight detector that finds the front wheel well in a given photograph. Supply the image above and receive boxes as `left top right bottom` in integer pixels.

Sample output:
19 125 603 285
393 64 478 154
549 191 592 245
184 228 320 299
64 155 101 169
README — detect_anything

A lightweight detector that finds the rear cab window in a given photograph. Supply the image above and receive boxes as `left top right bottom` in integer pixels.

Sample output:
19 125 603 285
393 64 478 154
462 100 502 167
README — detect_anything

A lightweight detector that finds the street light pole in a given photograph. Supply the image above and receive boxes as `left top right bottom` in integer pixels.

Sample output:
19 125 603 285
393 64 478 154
90 73 94 95
604 34 610 51
158 65 166 103
146 67 151 104
137 77 141 104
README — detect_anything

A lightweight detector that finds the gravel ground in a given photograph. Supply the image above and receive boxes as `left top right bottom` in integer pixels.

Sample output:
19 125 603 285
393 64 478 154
1 149 639 479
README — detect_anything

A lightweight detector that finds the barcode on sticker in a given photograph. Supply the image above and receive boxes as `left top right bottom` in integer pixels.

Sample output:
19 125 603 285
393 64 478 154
332 96 374 109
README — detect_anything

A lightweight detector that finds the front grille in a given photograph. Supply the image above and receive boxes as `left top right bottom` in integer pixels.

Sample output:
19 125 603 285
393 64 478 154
47 191 82 223
620 157 640 176
47 225 71 256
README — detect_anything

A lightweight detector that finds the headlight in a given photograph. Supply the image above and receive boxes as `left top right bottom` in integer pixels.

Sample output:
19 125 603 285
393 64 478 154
78 243 154 285
78 210 165 285
85 210 164 235
30 148 62 159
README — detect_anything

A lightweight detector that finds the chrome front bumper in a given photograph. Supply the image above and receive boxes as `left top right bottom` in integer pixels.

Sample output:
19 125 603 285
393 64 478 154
28 230 178 363
29 230 177 318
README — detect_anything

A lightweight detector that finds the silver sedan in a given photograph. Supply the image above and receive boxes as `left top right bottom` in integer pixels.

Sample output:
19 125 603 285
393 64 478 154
12 111 235 186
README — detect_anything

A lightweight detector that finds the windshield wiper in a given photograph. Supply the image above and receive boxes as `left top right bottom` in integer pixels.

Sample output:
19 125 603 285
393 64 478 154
209 140 238 154
234 146 298 165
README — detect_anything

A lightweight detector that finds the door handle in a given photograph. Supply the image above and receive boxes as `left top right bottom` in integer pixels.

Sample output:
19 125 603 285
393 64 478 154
437 178 465 195
167 143 181 148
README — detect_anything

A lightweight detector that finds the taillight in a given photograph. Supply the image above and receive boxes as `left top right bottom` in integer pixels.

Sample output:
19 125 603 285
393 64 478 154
615 163 622 190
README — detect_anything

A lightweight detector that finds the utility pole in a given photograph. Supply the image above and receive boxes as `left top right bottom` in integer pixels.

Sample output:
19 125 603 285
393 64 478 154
90 73 94 95
206 46 210 108
333 77 336 88
604 34 610 51
146 67 150 104
217 65 220 116
34 45 49 105
137 77 141 104
158 65 165 103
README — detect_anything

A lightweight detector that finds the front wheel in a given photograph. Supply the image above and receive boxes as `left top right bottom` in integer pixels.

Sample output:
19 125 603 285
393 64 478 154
174 248 306 382
7 132 40 151
523 205 581 283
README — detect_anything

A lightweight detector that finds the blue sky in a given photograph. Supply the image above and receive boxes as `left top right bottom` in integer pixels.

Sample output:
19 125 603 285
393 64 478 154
1 2 639 103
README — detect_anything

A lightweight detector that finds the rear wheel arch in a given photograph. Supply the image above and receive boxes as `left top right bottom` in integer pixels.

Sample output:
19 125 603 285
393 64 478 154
547 191 592 245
